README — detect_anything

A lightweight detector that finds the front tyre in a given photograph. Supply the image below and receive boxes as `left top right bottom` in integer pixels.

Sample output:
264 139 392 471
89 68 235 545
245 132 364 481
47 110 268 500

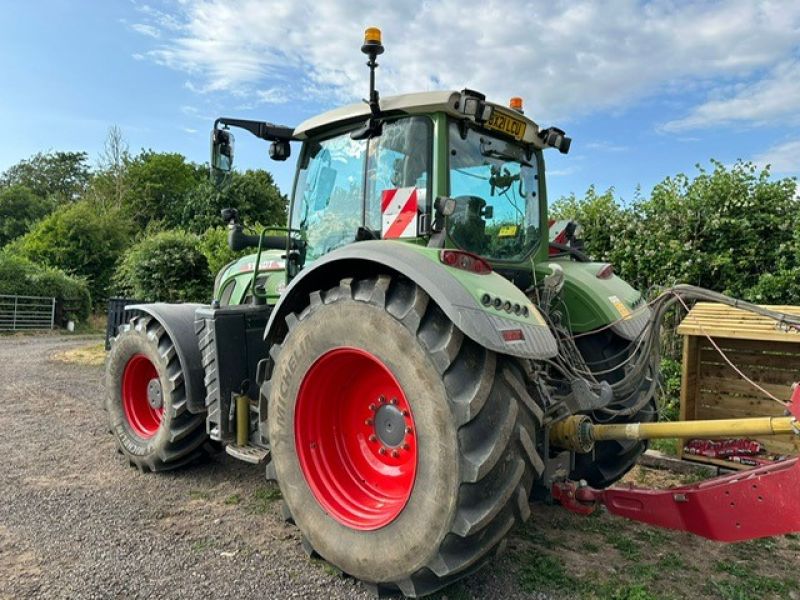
105 316 210 472
265 275 544 597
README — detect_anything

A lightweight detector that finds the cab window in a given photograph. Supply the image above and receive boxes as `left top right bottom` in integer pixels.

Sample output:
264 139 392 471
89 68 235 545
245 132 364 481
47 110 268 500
291 117 432 262
365 117 432 233
447 121 540 261
291 134 367 262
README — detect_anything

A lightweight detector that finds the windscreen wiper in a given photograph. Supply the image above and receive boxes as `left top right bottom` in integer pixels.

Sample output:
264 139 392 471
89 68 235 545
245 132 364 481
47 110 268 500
480 147 532 168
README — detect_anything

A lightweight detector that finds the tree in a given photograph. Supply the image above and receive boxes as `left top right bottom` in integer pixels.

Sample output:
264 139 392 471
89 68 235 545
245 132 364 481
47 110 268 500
11 200 133 305
0 185 54 246
0 151 91 203
112 230 212 303
88 126 131 210
182 169 288 233
122 150 206 228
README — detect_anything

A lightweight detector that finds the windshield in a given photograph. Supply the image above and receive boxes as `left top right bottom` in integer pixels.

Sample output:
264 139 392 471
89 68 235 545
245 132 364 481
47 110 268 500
447 121 540 261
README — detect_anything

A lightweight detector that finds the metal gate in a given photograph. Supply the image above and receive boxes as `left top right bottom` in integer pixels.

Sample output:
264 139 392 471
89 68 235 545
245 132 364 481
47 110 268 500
0 295 56 331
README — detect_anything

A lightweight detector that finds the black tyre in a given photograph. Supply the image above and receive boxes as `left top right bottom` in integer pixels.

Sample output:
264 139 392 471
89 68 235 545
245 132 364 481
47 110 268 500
572 330 658 488
264 275 544 597
105 315 210 472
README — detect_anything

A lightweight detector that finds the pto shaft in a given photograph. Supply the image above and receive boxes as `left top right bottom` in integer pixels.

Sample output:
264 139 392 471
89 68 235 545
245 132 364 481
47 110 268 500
551 414 798 453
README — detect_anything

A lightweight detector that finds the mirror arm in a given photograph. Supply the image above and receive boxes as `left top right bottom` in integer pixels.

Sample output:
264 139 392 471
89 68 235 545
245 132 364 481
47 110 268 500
214 118 295 142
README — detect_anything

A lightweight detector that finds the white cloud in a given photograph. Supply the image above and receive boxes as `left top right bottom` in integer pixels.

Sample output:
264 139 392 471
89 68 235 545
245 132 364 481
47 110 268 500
134 0 800 123
183 127 198 134
130 23 160 38
662 60 800 131
255 87 289 104
752 139 800 174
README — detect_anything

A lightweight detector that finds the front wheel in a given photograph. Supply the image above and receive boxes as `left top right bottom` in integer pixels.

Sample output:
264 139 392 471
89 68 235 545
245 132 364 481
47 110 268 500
264 275 544 597
105 316 210 472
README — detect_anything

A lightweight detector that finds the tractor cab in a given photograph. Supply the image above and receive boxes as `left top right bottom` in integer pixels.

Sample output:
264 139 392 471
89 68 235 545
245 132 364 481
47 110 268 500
210 27 571 289
287 89 563 270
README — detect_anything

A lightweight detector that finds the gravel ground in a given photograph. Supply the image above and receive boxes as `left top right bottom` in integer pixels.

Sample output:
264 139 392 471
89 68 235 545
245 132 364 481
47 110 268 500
0 334 553 600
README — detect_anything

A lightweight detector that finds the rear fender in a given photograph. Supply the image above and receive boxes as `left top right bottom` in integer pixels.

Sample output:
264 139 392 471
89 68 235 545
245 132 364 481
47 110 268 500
126 303 207 414
264 241 557 360
538 259 649 341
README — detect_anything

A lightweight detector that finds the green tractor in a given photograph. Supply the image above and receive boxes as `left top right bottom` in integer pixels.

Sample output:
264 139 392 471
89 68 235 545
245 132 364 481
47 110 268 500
104 29 669 596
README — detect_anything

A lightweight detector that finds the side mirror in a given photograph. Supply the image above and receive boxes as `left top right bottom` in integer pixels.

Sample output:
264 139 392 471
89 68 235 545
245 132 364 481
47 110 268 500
269 140 291 161
540 127 571 154
210 128 235 176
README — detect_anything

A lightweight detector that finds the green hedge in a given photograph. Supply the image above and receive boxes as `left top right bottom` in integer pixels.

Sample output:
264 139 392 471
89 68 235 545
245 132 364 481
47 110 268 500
112 230 212 303
0 251 91 322
550 161 799 303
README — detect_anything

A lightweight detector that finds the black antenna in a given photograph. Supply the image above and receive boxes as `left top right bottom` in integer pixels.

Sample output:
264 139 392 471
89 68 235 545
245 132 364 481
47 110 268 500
352 27 385 140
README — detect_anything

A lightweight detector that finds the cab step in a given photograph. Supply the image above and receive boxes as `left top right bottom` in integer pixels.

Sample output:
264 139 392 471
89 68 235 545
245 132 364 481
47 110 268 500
225 444 270 464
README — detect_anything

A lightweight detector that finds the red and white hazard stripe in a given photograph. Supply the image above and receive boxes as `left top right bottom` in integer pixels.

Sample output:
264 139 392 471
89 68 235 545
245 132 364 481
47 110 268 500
381 187 418 239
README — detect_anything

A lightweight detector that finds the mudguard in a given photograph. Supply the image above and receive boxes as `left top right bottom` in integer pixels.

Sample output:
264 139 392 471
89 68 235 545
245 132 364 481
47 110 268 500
126 303 207 414
538 259 650 341
264 241 558 360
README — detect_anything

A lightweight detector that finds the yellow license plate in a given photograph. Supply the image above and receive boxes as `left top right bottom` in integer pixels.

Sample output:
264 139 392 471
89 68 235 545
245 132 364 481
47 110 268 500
486 110 527 141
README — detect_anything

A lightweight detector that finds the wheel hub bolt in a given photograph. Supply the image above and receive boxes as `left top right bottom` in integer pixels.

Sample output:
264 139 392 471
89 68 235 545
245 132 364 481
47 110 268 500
390 398 398 405
369 434 377 443
379 447 387 455
391 449 399 458
402 410 409 417
369 403 377 412
402 443 410 451
365 418 373 426
405 426 413 434
379 396 387 404
146 378 163 409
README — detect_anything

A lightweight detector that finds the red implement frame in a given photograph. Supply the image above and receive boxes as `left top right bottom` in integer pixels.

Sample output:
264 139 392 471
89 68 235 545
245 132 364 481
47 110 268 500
552 392 800 542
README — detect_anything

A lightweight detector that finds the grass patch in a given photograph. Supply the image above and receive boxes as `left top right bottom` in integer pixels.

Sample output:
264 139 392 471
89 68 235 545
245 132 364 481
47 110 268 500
312 558 343 578
659 552 685 570
516 549 581 594
711 559 796 599
649 438 678 456
224 493 241 505
251 484 282 513
189 490 211 501
594 581 657 600
52 342 106 366
604 531 641 560
191 538 214 552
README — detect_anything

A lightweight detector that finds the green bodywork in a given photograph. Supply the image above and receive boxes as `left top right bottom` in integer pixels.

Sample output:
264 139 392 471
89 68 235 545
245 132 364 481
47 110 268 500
213 101 643 340
537 259 644 333
213 249 286 306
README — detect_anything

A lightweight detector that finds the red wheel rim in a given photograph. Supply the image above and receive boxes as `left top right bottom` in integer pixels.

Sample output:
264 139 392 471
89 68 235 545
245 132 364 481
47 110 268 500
121 354 163 439
295 347 417 530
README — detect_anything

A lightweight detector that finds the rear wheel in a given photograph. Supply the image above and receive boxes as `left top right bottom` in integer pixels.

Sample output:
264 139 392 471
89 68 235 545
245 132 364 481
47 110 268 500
265 275 544 597
105 316 210 472
572 331 658 488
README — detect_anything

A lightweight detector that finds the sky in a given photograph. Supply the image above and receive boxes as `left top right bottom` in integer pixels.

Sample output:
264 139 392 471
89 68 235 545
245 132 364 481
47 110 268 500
1 0 799 204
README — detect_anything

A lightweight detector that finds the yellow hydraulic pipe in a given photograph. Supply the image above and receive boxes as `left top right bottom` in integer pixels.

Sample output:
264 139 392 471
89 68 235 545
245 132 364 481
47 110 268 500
236 394 249 447
551 415 798 453
594 416 796 441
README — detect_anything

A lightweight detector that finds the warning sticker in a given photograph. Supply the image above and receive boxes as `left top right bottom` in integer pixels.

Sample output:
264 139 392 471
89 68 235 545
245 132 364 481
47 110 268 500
381 187 419 239
608 295 631 319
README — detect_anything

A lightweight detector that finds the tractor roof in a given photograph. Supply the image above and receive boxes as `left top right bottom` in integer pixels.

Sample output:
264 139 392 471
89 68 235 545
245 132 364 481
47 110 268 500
293 90 544 146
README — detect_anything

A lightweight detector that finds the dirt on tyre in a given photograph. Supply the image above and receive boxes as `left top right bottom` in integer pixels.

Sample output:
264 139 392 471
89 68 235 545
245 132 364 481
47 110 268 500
105 315 210 472
264 275 544 597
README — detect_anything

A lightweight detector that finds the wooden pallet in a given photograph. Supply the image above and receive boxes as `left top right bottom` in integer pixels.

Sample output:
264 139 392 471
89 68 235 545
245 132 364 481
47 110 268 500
676 303 800 469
